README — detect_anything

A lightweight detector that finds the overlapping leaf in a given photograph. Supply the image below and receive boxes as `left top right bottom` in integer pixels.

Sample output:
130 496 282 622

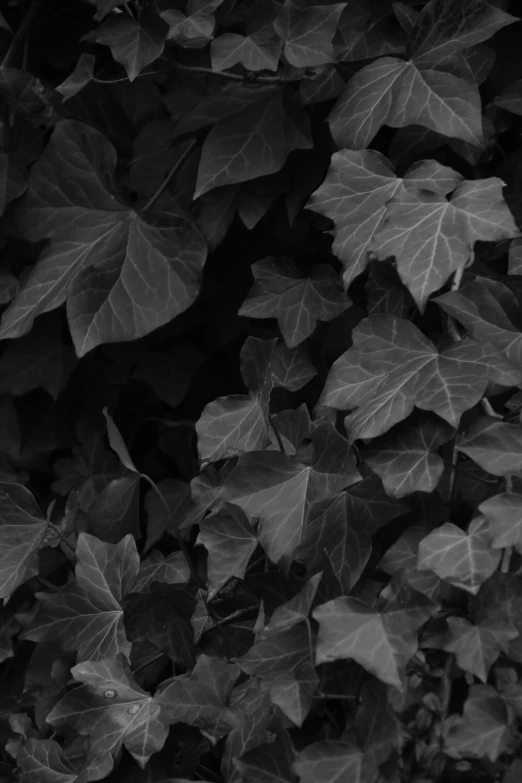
196 337 276 462
457 417 522 475
222 421 361 562
46 655 171 773
17 739 82 783
267 663 318 727
162 0 221 49
293 738 371 783
313 589 435 689
1 121 207 356
273 1 346 67
417 517 500 595
235 732 296 782
435 277 522 368
444 684 515 761
199 502 258 598
235 623 311 679
308 151 519 307
479 493 522 553
0 482 50 601
132 550 190 592
194 89 312 198
271 343 317 391
211 28 282 72
22 533 139 661
327 0 516 149
239 258 349 348
363 413 454 498
320 314 519 440
379 526 440 598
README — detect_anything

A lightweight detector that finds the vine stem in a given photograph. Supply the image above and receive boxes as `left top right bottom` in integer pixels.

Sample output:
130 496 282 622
269 415 286 454
1 0 43 70
142 139 197 212
48 522 77 557
172 61 305 85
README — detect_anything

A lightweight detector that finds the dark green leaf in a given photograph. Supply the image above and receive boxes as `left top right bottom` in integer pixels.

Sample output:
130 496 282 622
293 739 372 783
93 10 168 81
132 550 190 592
87 474 141 543
457 417 522 475
235 731 297 783
479 492 522 552
211 29 282 72
17 739 81 783
271 343 318 392
200 502 258 598
444 684 515 761
273 1 346 68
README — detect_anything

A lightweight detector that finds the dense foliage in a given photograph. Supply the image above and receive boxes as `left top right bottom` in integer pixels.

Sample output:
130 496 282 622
3 0 522 781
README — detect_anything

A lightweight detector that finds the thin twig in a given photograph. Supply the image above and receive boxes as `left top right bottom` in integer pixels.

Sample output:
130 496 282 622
92 69 168 85
132 651 167 676
314 692 356 700
172 61 305 85
1 0 43 70
48 523 77 556
502 475 514 572
442 461 500 485
142 139 197 212
209 605 257 629
269 415 286 455
447 444 459 508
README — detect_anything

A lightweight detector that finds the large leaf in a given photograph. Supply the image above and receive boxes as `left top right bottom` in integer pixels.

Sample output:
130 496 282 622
320 314 519 440
0 483 50 600
194 89 312 198
327 1 516 149
239 258 349 348
479 493 522 553
444 684 515 762
22 533 139 661
222 421 361 562
457 417 522 475
196 337 276 462
46 655 171 773
313 589 435 689
1 121 207 356
435 277 522 369
17 739 81 783
92 9 168 81
417 517 501 595
273 1 346 68
308 151 519 306
362 413 454 498
199 502 258 598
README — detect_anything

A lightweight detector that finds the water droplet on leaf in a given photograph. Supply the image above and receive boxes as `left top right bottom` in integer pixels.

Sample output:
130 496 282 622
104 690 117 699
128 704 140 715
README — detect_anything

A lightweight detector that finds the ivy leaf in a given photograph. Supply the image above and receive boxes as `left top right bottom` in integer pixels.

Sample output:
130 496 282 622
298 493 371 593
1 120 207 356
379 526 440 599
307 149 404 288
200 502 258 598
235 623 311 679
344 475 409 534
293 739 371 783
271 343 318 392
91 9 168 81
87 474 141 544
417 517 501 595
222 421 361 563
479 493 522 553
17 739 81 783
435 277 522 368
267 406 311 455
0 152 27 215
371 174 520 309
194 89 312 198
320 315 520 441
144 478 191 551
444 684 515 762
431 616 518 683
362 413 454 498
267 664 318 727
196 337 276 462
239 258 349 348
22 533 139 661
211 29 282 72
132 550 190 592
266 573 322 632
56 53 95 101
354 680 401 766
162 0 221 49
123 584 197 668
156 654 240 739
0 482 50 601
273 1 346 68
46 655 171 773
457 417 522 476
235 731 296 782
313 589 435 689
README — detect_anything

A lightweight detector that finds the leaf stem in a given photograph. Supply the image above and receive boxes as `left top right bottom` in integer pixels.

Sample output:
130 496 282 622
1 0 43 70
48 522 77 556
141 139 197 212
132 651 167 676
446 267 464 342
172 62 304 85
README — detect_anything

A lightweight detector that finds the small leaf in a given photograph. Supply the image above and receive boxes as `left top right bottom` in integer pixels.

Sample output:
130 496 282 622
196 337 276 462
479 493 522 553
363 413 454 498
239 258 349 348
273 1 347 68
271 343 318 392
457 417 522 475
93 9 168 81
266 573 322 632
200 502 258 598
267 665 318 727
46 655 171 772
103 407 138 474
132 550 190 592
87 474 141 543
293 739 371 783
235 624 312 679
235 731 296 782
444 684 515 761
22 533 139 661
417 518 500 595
56 53 95 100
211 29 282 72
